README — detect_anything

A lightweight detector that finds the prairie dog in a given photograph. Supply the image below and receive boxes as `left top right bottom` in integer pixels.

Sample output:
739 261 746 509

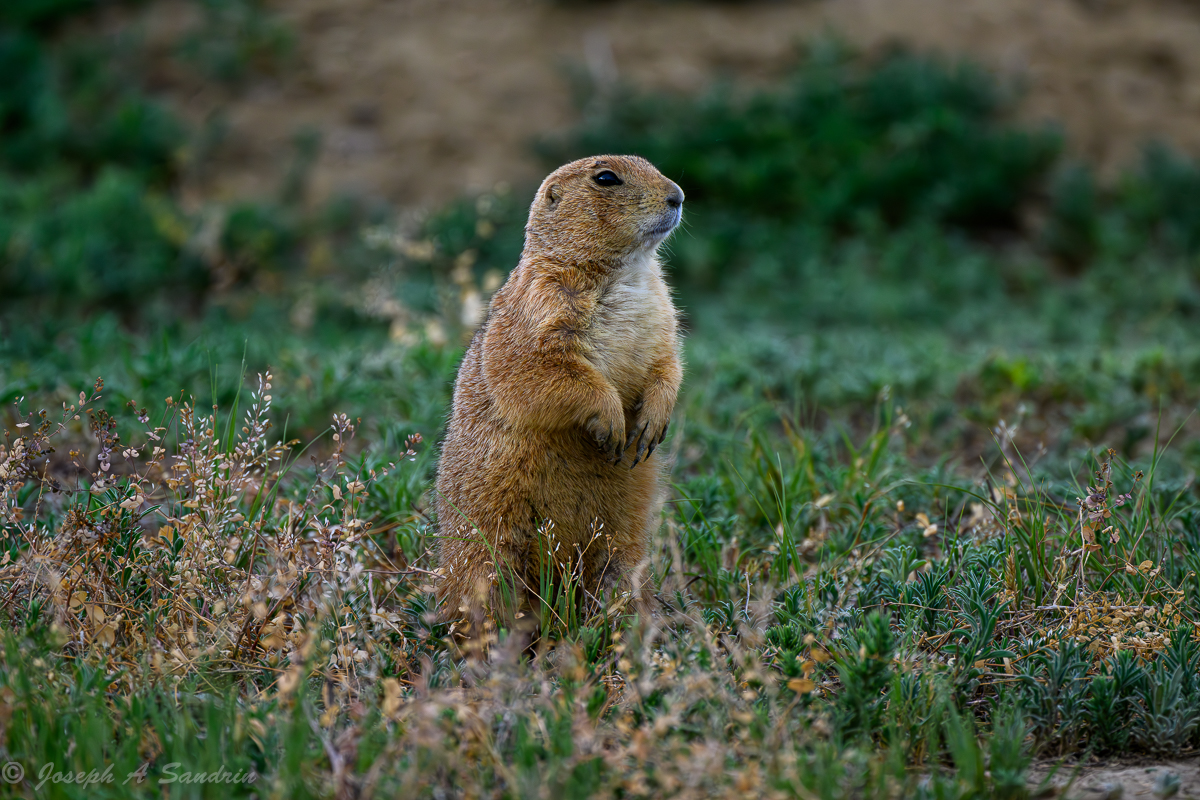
435 154 684 629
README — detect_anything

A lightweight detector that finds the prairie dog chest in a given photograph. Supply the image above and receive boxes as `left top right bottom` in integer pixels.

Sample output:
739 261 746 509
587 253 672 393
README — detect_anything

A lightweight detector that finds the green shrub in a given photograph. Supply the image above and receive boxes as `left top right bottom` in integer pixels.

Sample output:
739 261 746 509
546 43 1061 233
0 31 183 180
1121 143 1200 255
0 170 207 314
0 1 198 317
1042 143 1200 261
1043 163 1100 266
176 0 294 85
222 201 298 273
0 0 94 31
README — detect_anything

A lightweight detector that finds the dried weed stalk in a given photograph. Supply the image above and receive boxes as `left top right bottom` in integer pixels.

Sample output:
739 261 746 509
0 373 420 693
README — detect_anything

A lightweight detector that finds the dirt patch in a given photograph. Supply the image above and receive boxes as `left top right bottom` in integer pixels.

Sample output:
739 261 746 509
115 0 1200 211
1031 756 1200 798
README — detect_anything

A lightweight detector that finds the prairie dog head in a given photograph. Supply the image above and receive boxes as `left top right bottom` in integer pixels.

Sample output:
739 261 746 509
526 155 684 265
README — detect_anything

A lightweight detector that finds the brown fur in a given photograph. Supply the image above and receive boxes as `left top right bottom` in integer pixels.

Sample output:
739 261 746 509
434 155 684 629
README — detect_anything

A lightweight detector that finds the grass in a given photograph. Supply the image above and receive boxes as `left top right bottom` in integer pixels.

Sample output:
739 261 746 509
3 369 1196 797
2 6 1200 798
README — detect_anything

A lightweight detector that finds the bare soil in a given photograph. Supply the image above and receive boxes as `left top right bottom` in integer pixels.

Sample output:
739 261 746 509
112 0 1200 212
1031 755 1200 798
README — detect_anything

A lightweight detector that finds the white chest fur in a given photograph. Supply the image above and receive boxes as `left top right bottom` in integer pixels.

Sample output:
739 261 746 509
587 251 671 396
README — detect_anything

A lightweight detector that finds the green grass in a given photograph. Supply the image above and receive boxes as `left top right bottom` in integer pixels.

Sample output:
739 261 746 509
3 7 1200 798
2 367 1195 796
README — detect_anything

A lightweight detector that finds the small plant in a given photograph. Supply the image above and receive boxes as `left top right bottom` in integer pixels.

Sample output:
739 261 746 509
1136 663 1200 756
944 569 1015 693
834 611 895 741
1020 639 1089 755
988 699 1032 800
1083 651 1144 755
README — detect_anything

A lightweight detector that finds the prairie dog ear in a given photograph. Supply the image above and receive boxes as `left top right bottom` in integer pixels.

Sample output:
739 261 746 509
546 183 562 207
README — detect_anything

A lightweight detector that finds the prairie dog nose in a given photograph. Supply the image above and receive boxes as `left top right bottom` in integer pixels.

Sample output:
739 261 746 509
665 183 684 208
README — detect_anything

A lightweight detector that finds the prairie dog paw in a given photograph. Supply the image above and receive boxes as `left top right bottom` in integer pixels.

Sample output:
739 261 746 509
585 402 626 461
624 399 672 467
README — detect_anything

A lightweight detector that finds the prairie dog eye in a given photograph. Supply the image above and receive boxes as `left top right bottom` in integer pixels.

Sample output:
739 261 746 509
592 170 623 187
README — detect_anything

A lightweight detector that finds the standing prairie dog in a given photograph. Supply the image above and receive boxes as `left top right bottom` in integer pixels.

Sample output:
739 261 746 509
435 154 684 629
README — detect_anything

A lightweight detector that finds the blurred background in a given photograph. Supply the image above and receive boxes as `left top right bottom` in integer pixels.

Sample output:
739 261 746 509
4 0 1200 475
